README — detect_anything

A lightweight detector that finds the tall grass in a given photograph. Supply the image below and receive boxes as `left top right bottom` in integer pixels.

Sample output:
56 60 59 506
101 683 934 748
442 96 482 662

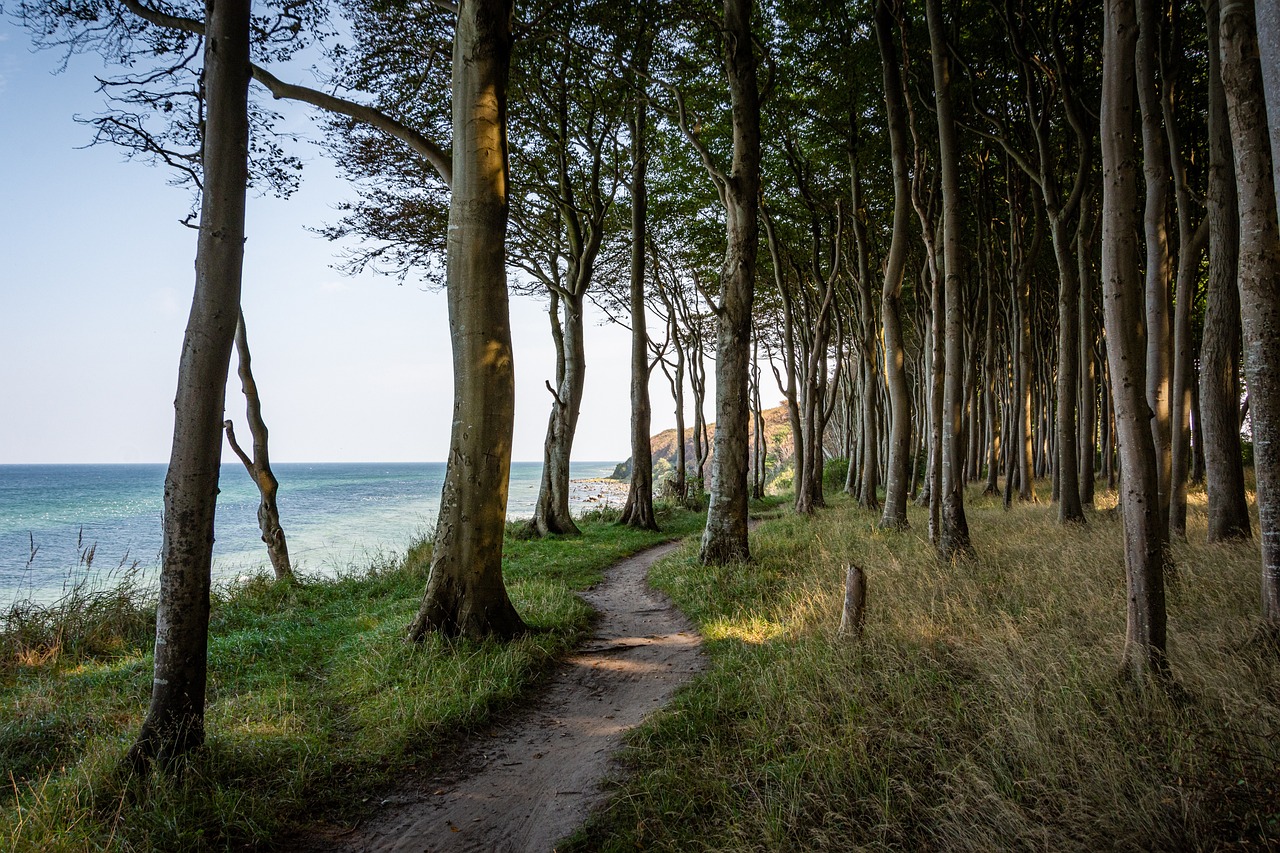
1 503 707 850
570 485 1280 851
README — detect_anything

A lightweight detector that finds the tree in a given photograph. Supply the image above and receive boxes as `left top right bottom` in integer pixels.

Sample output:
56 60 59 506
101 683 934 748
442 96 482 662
407 0 525 639
1101 0 1169 679
223 309 293 583
1219 0 1280 630
925 0 974 561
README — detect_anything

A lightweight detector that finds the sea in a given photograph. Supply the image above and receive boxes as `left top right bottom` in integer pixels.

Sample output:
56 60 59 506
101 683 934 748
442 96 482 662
0 461 621 604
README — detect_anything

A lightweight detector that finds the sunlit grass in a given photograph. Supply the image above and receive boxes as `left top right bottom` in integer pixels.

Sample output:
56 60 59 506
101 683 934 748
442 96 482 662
569 481 1280 852
0 502 708 850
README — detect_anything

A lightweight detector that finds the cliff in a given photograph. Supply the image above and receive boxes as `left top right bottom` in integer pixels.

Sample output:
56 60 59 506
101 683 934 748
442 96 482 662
610 403 795 481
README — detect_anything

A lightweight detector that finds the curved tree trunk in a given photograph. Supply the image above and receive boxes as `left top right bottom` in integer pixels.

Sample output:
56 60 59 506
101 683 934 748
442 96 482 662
223 310 292 582
699 0 760 566
1201 0 1253 544
128 0 252 769
408 0 525 642
1220 0 1280 629
1101 0 1168 680
533 292 586 537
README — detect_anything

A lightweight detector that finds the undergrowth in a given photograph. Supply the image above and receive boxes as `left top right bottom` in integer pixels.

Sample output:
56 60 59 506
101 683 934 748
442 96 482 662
568 484 1280 852
1 501 706 850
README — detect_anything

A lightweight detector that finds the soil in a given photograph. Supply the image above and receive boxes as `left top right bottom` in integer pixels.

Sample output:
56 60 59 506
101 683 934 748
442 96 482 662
312 537 705 852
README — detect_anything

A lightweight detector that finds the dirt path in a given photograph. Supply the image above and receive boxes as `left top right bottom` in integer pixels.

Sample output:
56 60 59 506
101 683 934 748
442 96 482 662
329 537 705 852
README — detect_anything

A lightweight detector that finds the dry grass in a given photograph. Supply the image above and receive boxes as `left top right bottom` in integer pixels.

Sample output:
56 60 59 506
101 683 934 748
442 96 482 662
570 483 1280 852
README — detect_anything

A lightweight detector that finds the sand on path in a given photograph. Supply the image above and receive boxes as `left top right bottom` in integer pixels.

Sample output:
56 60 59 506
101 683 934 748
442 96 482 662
326 537 705 852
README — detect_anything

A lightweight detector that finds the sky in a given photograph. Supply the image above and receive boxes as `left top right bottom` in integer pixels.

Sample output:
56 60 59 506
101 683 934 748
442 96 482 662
0 19 701 465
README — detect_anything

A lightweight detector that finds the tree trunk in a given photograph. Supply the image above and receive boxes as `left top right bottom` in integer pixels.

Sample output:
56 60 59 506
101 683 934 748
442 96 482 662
620 89 658 530
927 0 973 560
533 292 586 536
1137 0 1174 532
876 0 912 529
128 0 252 770
1201 0 1253 543
1220 0 1280 629
224 311 292 582
408 0 525 642
1101 0 1169 679
700 0 760 566
1078 191 1099 506
1051 215 1085 524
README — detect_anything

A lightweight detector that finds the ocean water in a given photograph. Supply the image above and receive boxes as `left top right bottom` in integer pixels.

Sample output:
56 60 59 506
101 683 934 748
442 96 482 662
0 461 620 603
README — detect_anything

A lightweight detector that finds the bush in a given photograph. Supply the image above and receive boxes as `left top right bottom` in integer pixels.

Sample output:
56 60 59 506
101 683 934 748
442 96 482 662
823 456 850 490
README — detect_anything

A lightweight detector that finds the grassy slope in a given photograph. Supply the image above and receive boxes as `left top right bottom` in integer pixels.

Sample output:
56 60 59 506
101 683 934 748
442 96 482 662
570 486 1280 851
1 505 707 851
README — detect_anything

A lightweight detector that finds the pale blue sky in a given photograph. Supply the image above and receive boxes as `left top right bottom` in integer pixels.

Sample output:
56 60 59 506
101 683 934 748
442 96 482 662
0 18 680 465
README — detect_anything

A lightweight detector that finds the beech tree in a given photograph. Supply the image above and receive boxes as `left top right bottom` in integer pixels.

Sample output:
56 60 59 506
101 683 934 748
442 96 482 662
1219 0 1280 630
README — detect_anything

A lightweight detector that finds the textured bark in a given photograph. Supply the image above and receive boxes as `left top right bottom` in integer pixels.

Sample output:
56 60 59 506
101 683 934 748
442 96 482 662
1078 191 1099 506
408 0 524 642
1201 0 1252 543
699 0 760 566
1220 0 1280 628
620 87 658 531
223 311 292 582
1259 0 1280 211
927 0 973 561
532 292 585 537
1101 0 1169 679
1137 0 1174 531
128 0 252 769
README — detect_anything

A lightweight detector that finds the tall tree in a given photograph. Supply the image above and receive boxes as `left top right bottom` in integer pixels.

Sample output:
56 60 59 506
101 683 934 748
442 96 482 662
1219 0 1280 630
926 0 974 560
130 0 253 767
1199 0 1251 543
407 0 525 639
1101 0 1169 679
875 0 915 530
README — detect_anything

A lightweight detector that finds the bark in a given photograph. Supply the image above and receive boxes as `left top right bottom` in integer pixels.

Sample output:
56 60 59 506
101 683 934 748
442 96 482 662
532 292 586 536
927 0 972 560
128 0 252 769
1258 1 1280 212
876 0 912 529
620 85 658 531
1101 0 1169 679
223 311 292 582
407 0 525 642
1220 0 1280 628
1201 0 1252 543
1078 190 1099 506
1137 0 1174 531
699 0 760 566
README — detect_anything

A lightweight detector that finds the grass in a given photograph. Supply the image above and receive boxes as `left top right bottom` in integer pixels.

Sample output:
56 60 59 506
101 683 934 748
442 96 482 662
567 484 1280 852
0 501 707 851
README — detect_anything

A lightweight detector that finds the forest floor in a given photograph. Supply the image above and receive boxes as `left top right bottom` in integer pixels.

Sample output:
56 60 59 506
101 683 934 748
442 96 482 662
300 535 707 851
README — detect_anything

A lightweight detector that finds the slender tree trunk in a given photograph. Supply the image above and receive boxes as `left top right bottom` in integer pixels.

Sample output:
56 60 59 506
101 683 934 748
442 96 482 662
223 310 292 582
1137 0 1174 531
927 0 972 559
621 24 657 531
1220 0 1280 628
128 0 252 769
1052 215 1084 524
1201 0 1253 543
700 0 760 565
1078 192 1099 506
533 293 586 536
1101 0 1169 679
408 0 525 641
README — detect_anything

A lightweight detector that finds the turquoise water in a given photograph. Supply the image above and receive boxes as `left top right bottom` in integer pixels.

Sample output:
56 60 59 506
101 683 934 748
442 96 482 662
0 461 620 602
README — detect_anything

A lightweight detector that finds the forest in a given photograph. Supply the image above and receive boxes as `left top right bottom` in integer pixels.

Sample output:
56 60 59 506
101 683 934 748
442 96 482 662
3 0 1280 848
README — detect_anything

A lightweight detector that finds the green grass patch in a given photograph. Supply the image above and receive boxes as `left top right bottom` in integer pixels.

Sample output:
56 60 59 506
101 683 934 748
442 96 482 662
569 484 1280 851
1 502 705 850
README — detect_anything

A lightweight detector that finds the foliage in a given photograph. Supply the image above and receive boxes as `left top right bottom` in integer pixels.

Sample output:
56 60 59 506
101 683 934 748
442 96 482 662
568 485 1280 851
822 456 849 491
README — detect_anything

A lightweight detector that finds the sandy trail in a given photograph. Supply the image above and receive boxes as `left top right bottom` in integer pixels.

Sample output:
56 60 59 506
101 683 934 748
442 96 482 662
329 537 704 852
